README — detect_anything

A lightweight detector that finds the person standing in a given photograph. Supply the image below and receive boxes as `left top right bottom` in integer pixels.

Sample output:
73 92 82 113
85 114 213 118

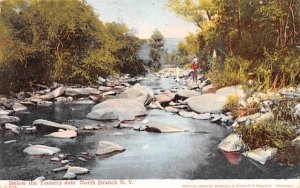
191 57 199 82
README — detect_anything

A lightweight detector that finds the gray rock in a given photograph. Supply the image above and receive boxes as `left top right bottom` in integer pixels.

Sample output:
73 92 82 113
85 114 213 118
13 103 27 112
23 145 61 155
202 84 214 94
87 99 146 121
119 84 153 104
52 165 69 172
0 115 20 125
4 140 17 144
45 130 77 139
242 147 277 165
187 82 199 90
102 91 116 96
33 119 78 133
218 134 244 152
0 109 12 116
96 141 125 156
179 111 195 118
34 176 46 181
165 106 179 113
186 94 226 114
192 113 211 120
63 172 76 179
4 123 20 134
292 136 300 146
145 122 186 133
99 86 113 92
37 101 53 107
177 89 199 99
65 88 91 96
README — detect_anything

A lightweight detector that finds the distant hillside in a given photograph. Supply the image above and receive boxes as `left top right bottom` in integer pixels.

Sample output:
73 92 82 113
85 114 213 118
138 38 182 61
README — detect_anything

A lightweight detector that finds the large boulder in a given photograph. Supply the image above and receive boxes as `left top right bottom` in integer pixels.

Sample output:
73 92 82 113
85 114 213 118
0 115 20 125
119 84 153 104
242 147 277 165
33 119 78 133
145 122 186 133
96 141 125 156
23 145 61 155
186 94 226 113
216 85 246 99
177 89 199 99
218 134 244 152
86 99 146 121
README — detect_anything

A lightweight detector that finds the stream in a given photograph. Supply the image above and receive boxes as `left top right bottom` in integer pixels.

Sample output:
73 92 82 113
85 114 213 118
0 75 299 180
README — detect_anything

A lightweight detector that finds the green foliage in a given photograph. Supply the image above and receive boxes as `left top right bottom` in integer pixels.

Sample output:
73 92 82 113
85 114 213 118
167 0 300 89
235 119 296 150
235 99 299 150
223 93 240 118
207 57 250 88
0 0 145 93
148 29 164 71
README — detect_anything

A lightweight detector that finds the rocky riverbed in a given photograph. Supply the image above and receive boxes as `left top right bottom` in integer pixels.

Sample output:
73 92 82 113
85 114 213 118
0 68 299 180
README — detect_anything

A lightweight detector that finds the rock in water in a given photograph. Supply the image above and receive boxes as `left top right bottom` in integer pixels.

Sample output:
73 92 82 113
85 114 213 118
145 122 186 133
86 99 146 121
179 111 195 118
34 176 46 181
186 94 226 113
96 141 125 156
216 85 245 99
33 119 77 133
0 109 11 116
119 84 153 104
242 147 277 165
192 113 211 120
0 115 20 125
46 130 77 139
63 166 89 179
165 106 179 113
218 134 244 152
23 145 61 155
65 88 91 97
4 123 20 132
176 89 199 99
13 103 27 112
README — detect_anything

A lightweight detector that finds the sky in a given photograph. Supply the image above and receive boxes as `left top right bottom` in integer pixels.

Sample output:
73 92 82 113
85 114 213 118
85 0 198 39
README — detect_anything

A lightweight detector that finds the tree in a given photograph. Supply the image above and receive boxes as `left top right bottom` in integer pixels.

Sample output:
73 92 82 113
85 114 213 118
167 0 300 89
148 29 164 71
0 0 145 93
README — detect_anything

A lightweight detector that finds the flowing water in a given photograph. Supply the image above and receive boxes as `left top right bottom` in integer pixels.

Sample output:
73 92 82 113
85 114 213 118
0 76 299 180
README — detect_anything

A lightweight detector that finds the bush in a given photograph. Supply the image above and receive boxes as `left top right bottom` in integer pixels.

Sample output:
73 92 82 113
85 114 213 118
222 93 240 118
235 119 296 150
207 57 250 88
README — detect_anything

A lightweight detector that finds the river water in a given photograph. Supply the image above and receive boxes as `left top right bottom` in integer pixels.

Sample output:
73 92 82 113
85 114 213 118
0 76 299 180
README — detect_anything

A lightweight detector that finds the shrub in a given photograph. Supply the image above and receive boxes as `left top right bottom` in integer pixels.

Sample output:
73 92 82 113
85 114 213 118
207 57 250 88
235 119 296 150
222 93 240 118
